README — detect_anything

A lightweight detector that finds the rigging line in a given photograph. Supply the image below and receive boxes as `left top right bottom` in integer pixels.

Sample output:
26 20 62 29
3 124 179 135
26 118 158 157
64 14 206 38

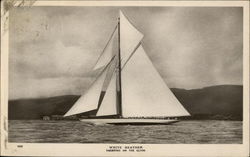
121 42 142 70
93 24 118 69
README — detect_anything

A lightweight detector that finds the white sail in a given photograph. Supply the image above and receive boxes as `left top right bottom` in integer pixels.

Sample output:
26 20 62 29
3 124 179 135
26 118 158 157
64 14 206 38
64 68 108 117
122 45 190 117
120 11 143 67
101 41 118 91
93 27 118 70
96 70 117 116
64 11 190 120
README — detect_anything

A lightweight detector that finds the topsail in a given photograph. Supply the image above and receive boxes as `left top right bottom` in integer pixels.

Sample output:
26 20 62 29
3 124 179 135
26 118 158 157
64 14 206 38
119 11 144 67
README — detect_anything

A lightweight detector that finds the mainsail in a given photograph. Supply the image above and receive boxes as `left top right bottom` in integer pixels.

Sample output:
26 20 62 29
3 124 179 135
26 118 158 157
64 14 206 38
64 11 190 118
122 45 190 117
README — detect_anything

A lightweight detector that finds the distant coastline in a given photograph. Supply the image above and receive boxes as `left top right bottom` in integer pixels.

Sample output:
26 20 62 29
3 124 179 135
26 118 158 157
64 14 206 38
8 85 243 121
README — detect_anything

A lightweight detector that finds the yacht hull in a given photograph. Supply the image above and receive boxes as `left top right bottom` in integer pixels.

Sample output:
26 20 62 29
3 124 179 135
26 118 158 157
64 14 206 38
80 118 179 125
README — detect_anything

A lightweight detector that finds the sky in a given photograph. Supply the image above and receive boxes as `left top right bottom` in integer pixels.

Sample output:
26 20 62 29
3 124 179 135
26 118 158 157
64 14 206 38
9 7 243 99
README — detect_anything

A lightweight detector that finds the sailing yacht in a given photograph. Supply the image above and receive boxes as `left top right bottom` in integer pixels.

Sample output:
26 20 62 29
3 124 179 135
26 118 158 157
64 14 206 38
64 11 190 125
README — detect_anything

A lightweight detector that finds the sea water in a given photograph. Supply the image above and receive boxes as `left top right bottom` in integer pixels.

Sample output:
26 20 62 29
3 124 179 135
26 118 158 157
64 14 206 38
8 120 242 143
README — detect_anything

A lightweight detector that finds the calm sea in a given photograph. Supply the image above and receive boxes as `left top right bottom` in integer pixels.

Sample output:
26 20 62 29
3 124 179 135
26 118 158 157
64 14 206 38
8 120 242 144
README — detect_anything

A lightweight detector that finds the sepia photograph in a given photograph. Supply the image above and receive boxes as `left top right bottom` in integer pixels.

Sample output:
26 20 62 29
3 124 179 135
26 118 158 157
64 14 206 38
1 0 249 156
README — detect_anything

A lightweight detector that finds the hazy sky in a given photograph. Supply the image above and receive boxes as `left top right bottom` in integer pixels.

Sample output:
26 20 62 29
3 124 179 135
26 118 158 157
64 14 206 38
9 7 243 99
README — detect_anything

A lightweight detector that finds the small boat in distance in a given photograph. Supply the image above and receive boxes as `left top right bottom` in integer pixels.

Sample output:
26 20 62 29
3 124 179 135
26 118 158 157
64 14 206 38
64 11 190 125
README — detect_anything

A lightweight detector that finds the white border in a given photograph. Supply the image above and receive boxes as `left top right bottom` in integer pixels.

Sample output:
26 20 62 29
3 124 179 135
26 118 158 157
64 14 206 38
1 1 249 156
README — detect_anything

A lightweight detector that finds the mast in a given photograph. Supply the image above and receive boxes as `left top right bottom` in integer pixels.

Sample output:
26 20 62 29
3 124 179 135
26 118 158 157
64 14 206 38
116 17 123 117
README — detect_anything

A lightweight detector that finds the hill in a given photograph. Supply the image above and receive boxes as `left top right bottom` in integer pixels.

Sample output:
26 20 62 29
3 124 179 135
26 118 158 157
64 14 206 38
171 85 242 120
8 85 243 120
